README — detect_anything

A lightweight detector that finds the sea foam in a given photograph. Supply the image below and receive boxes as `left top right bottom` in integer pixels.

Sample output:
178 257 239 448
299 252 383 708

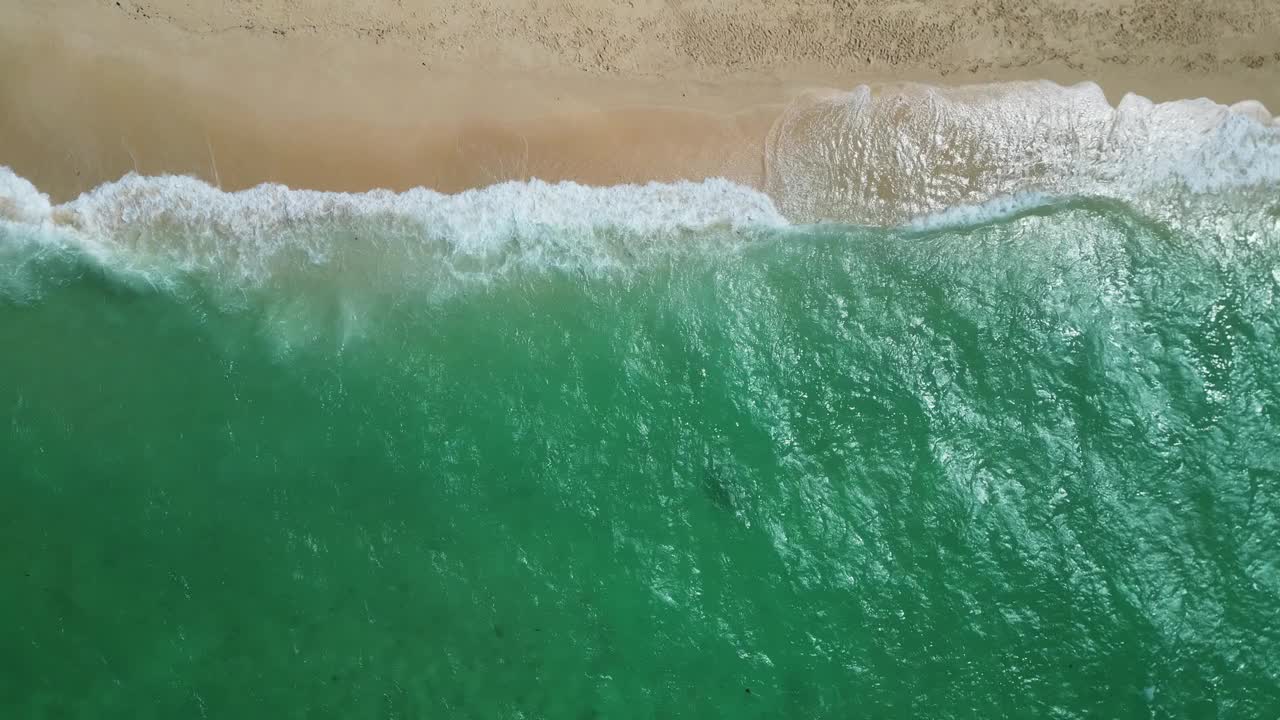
0 170 787 285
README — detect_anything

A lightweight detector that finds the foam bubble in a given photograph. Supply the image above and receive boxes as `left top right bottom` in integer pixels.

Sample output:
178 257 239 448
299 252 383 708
0 168 52 225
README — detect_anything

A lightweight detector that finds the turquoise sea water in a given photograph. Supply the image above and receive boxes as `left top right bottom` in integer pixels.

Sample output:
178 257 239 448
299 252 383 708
3 196 1279 718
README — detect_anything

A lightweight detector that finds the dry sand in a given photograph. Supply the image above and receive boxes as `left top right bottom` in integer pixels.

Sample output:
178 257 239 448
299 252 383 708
3 0 1279 202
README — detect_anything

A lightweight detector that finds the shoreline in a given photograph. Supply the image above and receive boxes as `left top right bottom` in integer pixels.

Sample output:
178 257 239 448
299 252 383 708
4 0 1279 203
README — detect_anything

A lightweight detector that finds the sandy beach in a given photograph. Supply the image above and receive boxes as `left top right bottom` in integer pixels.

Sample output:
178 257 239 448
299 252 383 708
3 0 1278 202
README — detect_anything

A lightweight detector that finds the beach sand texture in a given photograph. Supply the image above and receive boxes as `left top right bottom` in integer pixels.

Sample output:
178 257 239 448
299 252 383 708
3 0 1278 200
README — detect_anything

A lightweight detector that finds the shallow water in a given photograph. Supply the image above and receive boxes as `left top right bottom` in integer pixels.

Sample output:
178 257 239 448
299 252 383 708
3 82 1280 718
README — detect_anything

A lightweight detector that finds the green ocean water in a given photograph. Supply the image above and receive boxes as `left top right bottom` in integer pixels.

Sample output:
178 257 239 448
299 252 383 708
3 200 1279 718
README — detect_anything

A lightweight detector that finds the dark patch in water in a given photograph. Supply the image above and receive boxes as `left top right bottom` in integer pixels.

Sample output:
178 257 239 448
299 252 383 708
702 449 735 511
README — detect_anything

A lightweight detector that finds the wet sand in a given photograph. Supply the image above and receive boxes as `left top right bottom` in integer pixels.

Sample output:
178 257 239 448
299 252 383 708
3 0 1278 201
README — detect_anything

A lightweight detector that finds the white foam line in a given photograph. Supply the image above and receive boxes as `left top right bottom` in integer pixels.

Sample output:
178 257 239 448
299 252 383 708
905 192 1058 232
1 168 791 283
2 171 786 237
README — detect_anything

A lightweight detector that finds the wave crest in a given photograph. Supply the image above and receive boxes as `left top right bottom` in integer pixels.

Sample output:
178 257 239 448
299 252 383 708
0 170 786 285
